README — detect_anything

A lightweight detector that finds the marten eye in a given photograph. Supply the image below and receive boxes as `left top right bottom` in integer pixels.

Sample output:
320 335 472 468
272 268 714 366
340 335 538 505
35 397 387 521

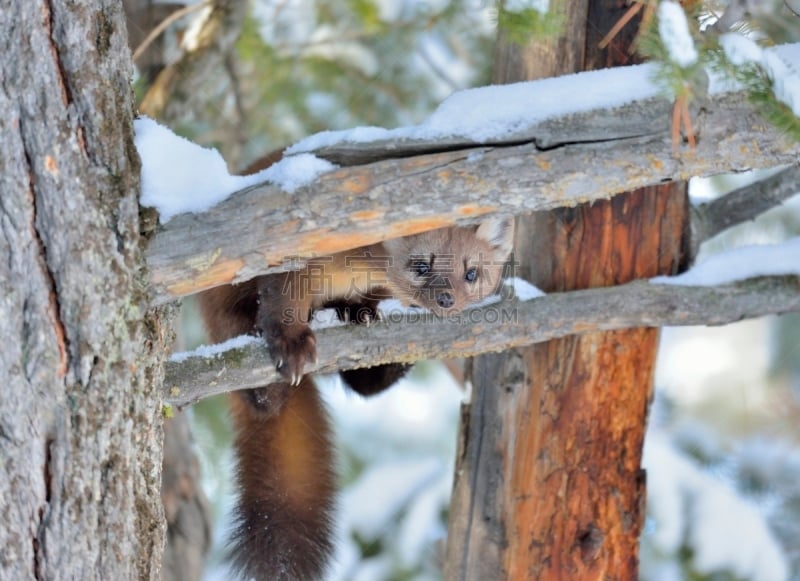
412 260 430 277
465 267 478 283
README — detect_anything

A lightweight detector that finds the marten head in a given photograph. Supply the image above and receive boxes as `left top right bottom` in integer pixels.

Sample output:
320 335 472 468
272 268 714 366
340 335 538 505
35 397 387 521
382 217 514 313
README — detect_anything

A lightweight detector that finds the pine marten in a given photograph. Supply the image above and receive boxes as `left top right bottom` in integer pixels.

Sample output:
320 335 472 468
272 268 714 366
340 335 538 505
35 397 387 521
197 155 514 580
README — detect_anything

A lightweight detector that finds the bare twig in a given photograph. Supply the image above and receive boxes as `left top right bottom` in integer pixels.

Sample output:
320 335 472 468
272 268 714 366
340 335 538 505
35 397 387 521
690 163 800 257
132 1 212 64
164 275 800 409
139 0 247 120
598 1 643 49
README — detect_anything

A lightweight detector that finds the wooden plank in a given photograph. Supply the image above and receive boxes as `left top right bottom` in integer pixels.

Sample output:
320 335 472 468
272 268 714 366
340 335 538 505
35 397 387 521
144 86 800 305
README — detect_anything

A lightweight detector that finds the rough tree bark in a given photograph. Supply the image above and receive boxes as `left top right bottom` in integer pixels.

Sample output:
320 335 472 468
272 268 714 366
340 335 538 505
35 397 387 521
0 2 168 579
117 4 215 578
446 3 688 579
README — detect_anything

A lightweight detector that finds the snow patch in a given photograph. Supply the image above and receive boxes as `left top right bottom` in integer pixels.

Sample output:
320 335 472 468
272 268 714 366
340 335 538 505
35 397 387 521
288 63 663 150
340 458 442 539
259 152 337 193
505 276 545 301
169 334 260 363
720 36 800 116
286 42 798 153
651 237 800 286
644 434 789 581
658 1 698 67
134 117 335 222
719 33 763 66
763 49 800 117
169 309 349 363
138 42 799 225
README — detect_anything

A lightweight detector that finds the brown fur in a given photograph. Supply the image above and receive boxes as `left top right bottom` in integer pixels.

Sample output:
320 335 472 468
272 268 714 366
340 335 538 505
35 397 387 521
227 379 335 581
197 153 514 580
383 220 514 311
255 221 514 385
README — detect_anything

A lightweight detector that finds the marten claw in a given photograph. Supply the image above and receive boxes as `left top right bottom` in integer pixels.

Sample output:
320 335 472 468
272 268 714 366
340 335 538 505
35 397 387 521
266 323 317 385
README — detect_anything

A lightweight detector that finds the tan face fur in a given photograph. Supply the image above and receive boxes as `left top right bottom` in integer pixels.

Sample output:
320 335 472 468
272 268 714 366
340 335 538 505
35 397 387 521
382 217 514 313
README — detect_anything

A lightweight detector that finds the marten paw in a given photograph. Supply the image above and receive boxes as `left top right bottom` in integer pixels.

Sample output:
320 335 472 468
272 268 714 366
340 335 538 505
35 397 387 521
266 323 317 386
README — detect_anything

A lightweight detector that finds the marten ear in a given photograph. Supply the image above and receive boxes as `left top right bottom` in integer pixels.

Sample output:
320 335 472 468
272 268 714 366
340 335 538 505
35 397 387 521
476 216 514 256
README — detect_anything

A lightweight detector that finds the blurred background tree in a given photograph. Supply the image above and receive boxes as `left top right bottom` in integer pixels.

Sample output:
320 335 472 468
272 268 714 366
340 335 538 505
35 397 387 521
129 1 800 579
135 0 494 168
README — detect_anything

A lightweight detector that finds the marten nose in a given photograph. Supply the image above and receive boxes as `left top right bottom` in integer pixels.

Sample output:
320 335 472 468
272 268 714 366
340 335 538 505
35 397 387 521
437 292 454 309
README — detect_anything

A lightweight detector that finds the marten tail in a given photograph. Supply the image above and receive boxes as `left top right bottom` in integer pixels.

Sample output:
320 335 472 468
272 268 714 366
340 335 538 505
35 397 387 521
227 379 336 581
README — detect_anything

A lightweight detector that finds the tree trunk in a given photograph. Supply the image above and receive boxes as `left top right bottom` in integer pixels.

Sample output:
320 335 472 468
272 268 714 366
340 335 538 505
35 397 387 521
0 1 168 579
446 3 689 579
161 415 212 581
116 4 215 578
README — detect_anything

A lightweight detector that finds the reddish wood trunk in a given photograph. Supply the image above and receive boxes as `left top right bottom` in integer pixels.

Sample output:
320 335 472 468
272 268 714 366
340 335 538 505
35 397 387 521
447 3 689 579
506 187 687 579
